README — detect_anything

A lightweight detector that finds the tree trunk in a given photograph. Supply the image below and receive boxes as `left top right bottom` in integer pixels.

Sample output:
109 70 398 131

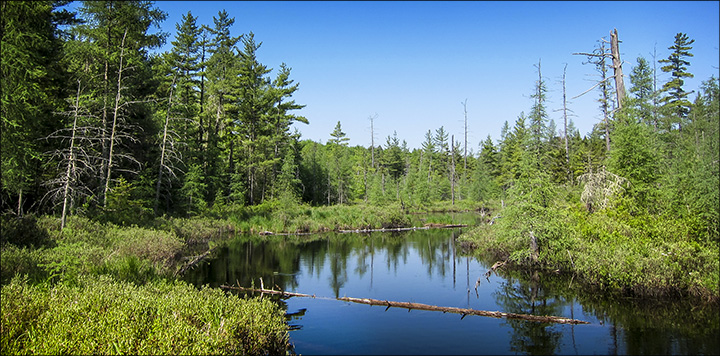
610 28 626 109
222 284 590 324
103 28 128 207
61 81 82 229
155 71 178 215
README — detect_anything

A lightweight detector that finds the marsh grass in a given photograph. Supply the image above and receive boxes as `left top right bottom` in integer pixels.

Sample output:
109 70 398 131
1 214 291 355
1 275 288 355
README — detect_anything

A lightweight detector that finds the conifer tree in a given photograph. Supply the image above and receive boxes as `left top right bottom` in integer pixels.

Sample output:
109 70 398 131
629 56 656 126
659 32 695 131
1 1 71 215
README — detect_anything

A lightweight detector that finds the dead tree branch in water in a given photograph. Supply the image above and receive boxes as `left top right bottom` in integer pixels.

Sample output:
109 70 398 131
221 284 590 325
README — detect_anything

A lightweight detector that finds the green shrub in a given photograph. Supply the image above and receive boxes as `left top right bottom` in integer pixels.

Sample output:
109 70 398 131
1 275 290 355
0 245 46 284
0 214 53 248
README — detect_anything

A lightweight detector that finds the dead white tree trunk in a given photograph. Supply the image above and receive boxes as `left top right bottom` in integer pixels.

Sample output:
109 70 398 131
561 64 571 182
610 28 626 108
103 28 128 207
154 71 178 215
61 81 82 230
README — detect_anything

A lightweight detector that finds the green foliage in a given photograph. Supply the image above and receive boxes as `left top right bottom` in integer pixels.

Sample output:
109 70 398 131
1 275 289 355
608 110 661 212
182 163 208 214
0 214 53 248
102 177 153 226
659 32 695 127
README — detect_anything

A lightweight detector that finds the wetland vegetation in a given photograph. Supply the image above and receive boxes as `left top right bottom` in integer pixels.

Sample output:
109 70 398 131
2 1 718 354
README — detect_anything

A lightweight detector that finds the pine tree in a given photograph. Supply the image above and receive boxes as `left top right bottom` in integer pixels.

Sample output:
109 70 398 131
1 1 71 215
629 56 656 127
659 32 695 131
203 9 241 202
383 131 406 200
327 121 351 204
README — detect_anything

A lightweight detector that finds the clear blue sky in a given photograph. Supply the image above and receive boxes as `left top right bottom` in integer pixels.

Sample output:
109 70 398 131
73 1 720 151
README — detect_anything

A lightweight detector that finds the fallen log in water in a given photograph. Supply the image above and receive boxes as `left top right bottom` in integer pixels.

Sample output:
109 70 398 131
339 224 467 234
220 285 589 325
175 247 216 277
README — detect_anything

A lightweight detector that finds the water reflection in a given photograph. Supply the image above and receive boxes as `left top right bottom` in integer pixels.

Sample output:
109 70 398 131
183 222 719 355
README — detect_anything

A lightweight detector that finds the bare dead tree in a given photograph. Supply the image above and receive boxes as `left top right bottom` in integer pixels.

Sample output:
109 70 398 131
42 80 102 229
574 31 620 152
368 113 378 168
573 28 627 109
610 29 626 106
461 99 468 172
102 28 143 207
553 64 575 182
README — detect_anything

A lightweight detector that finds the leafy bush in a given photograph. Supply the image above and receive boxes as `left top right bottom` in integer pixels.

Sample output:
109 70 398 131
0 214 53 248
1 275 290 355
0 245 46 284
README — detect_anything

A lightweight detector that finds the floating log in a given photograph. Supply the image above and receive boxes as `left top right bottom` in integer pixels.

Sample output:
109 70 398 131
337 296 589 325
220 284 589 325
339 224 467 234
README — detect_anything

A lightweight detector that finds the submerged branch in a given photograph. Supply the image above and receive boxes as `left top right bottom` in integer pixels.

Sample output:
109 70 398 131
221 284 590 325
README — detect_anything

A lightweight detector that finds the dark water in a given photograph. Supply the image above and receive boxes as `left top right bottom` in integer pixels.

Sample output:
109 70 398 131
183 214 719 355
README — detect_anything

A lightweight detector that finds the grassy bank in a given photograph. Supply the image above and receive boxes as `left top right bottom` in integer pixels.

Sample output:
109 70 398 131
1 201 448 355
0 214 290 355
459 199 719 302
1 275 287 355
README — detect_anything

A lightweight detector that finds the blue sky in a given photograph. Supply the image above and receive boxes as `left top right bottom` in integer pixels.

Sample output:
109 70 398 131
74 1 720 150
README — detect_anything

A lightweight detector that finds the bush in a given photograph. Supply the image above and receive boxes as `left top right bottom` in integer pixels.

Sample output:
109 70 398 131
1 275 290 355
0 214 53 248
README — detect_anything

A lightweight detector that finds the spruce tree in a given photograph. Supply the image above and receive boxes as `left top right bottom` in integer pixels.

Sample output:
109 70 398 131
659 32 695 131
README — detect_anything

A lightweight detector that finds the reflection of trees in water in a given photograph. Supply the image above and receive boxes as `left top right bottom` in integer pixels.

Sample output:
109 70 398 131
187 229 720 355
576 292 720 355
187 229 460 297
326 237 351 297
495 268 720 355
494 270 564 355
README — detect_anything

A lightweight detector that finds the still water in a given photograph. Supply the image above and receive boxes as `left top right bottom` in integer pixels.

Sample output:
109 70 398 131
184 214 719 355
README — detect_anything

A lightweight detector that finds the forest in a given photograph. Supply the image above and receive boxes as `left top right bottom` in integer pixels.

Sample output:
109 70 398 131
1 1 718 354
1 1 718 231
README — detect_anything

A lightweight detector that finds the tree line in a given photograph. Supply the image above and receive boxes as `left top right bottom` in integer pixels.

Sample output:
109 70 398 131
2 1 717 239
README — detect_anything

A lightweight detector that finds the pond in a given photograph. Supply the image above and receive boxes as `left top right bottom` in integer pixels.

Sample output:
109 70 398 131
183 213 719 355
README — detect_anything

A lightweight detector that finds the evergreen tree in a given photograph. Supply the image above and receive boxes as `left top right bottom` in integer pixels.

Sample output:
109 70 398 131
235 32 272 205
659 32 695 131
1 1 72 215
203 9 241 202
629 56 656 126
529 60 549 158
328 121 351 204
382 131 406 200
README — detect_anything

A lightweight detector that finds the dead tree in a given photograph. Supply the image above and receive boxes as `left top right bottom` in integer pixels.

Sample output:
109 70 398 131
574 36 613 152
461 99 468 172
43 80 101 229
103 28 128 206
369 113 378 168
573 28 627 152
102 28 143 207
553 64 574 182
609 29 626 106
154 70 181 215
